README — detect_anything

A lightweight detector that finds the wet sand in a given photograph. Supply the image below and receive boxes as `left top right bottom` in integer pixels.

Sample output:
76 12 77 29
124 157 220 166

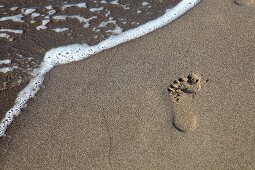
0 0 180 120
1 0 255 169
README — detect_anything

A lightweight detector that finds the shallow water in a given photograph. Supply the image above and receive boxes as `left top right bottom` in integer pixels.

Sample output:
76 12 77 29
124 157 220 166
0 0 180 91
0 0 200 136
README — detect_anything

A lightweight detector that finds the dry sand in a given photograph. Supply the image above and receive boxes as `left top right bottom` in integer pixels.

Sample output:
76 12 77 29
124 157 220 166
1 0 255 169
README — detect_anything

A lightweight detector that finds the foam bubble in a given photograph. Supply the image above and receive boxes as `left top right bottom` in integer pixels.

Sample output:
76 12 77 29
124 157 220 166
142 2 149 6
0 59 11 64
10 7 18 11
21 8 36 15
52 27 69 32
48 10 57 15
0 0 201 137
0 66 17 73
0 14 24 22
31 12 41 19
0 33 13 41
36 20 51 30
0 29 23 34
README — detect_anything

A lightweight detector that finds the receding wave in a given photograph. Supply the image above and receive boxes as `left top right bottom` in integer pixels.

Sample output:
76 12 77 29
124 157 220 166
0 0 200 137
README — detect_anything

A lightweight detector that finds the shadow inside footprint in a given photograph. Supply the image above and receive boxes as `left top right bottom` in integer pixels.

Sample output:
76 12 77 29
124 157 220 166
172 110 198 133
167 72 207 133
167 73 203 102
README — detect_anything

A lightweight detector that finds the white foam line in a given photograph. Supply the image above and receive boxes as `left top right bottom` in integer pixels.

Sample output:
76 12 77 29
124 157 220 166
90 7 104 12
52 27 69 32
0 59 11 64
0 0 201 137
0 29 23 34
52 15 97 28
0 66 17 73
110 0 119 5
0 14 24 22
61 2 87 10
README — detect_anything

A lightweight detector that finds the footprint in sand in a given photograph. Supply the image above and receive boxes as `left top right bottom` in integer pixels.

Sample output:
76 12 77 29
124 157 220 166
234 0 255 6
167 73 207 133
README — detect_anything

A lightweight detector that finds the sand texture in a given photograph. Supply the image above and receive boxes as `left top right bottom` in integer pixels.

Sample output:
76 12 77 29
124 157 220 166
1 0 255 169
0 0 180 121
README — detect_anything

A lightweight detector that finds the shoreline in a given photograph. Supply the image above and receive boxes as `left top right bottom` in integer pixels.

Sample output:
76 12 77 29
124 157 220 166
0 0 200 137
0 0 182 122
1 0 255 169
0 0 181 104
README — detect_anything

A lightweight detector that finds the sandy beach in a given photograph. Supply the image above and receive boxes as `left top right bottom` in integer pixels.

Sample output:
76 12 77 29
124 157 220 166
1 0 255 169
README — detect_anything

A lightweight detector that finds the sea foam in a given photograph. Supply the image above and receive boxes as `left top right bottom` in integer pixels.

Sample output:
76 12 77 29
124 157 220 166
0 0 201 137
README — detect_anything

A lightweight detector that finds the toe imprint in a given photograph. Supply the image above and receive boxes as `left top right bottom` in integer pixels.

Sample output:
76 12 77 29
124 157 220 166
167 72 205 102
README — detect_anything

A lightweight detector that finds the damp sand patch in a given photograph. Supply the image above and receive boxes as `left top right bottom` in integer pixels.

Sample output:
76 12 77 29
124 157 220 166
0 0 201 137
